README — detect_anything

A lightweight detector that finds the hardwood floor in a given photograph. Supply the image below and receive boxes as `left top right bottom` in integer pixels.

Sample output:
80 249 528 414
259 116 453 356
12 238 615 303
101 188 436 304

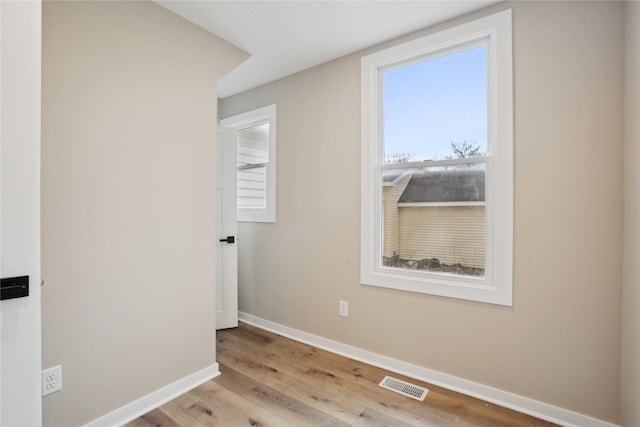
126 322 556 427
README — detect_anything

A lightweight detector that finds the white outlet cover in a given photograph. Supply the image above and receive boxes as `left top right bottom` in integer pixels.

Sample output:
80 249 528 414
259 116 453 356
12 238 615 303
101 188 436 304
339 300 349 317
42 365 62 396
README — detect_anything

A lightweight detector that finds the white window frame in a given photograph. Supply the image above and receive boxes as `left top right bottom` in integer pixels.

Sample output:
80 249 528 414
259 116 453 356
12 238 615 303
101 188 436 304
221 104 277 223
360 10 513 306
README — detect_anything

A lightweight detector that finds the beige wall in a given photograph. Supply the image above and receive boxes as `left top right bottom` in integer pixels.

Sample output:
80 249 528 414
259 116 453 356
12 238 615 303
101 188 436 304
221 1 624 423
41 2 247 425
621 1 640 426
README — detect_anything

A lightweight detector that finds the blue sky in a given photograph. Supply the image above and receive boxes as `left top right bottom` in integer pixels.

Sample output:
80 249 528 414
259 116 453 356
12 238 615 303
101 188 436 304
384 45 487 162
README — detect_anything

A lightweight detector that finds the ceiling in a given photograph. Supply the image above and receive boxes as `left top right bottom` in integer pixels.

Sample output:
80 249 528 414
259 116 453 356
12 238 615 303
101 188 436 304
156 1 499 98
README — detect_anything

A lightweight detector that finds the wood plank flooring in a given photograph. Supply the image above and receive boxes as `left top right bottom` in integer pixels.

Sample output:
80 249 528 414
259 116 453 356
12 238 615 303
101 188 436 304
126 322 557 427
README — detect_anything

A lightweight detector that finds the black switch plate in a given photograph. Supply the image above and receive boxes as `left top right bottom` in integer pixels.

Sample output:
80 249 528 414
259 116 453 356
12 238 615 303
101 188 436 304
1 276 29 300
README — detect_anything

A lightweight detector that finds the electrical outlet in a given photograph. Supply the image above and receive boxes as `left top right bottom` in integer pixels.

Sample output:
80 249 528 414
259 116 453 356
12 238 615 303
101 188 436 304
339 300 349 317
42 365 62 396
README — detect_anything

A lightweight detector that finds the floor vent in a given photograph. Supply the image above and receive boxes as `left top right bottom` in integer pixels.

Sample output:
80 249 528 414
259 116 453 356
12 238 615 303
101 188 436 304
378 376 428 401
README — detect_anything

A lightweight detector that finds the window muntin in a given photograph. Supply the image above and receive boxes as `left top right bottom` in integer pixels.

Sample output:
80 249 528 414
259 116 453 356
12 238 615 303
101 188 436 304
361 10 512 306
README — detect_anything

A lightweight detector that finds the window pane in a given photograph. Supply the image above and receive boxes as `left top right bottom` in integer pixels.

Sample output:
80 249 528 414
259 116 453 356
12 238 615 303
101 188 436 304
381 163 485 277
237 123 269 209
384 46 487 163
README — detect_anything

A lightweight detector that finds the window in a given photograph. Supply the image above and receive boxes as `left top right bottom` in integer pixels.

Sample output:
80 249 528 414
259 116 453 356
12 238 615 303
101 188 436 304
361 10 513 305
221 105 276 223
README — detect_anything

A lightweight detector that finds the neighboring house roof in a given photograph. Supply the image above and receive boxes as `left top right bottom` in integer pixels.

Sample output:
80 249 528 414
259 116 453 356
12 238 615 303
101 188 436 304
398 168 485 204
382 169 412 186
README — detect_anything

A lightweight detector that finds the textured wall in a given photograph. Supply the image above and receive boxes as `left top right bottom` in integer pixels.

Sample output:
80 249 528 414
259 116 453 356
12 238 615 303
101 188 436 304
221 1 624 423
41 2 247 425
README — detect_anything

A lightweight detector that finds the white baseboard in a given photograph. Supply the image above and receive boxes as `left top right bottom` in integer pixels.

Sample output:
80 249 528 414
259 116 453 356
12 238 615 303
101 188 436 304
239 312 619 427
83 363 220 427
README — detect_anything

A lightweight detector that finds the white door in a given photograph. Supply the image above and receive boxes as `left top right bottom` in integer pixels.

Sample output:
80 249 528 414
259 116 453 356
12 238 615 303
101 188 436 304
1 1 43 425
216 128 238 329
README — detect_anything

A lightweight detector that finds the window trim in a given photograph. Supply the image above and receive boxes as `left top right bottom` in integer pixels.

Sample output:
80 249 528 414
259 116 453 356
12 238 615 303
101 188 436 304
221 104 277 223
360 10 513 306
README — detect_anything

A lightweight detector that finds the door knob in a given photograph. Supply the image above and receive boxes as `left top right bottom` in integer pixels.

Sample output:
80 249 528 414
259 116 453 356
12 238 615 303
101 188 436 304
219 236 235 244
